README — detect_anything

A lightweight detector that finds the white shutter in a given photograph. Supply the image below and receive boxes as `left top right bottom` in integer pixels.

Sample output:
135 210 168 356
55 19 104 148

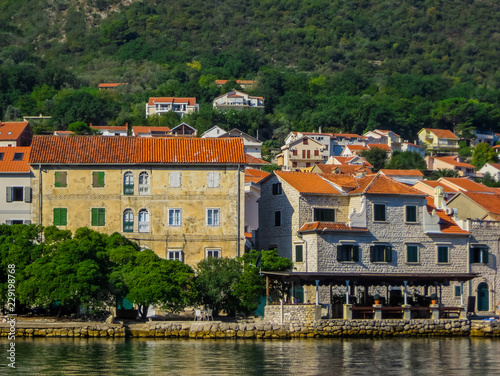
208 172 214 187
24 187 32 203
213 172 220 187
23 220 31 225
6 187 12 202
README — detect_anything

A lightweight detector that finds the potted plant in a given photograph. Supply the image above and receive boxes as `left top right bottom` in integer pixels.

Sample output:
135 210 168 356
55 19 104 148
430 293 438 305
374 294 381 305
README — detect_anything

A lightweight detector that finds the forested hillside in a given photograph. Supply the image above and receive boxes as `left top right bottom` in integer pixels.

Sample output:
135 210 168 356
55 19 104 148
0 0 499 142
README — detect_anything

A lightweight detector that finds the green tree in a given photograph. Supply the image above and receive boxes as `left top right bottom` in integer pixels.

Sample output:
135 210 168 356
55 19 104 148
429 168 459 180
385 151 426 171
471 142 498 170
361 148 389 172
68 121 99 135
110 248 196 319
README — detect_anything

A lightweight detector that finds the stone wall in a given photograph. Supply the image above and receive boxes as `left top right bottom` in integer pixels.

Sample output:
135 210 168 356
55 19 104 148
264 304 322 324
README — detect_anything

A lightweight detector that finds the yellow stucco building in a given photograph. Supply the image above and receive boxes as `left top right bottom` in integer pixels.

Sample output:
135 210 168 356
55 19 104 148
29 136 246 266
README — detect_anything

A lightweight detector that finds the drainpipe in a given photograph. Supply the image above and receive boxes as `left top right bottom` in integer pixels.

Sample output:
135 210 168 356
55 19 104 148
237 164 241 257
38 164 42 226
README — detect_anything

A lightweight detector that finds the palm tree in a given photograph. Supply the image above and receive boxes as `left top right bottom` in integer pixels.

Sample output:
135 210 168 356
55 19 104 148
429 168 458 180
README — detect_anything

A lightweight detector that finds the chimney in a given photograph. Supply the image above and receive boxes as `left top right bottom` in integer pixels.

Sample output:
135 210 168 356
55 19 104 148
318 126 322 134
434 186 445 210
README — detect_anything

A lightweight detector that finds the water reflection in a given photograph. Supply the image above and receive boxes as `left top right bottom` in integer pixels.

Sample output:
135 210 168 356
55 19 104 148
1 337 500 375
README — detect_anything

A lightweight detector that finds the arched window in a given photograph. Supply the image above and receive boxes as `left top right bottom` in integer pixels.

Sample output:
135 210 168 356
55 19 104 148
138 209 149 233
123 209 134 232
123 172 134 195
139 172 149 195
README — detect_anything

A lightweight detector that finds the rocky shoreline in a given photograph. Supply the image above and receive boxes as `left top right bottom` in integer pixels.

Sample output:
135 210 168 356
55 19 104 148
1 319 500 339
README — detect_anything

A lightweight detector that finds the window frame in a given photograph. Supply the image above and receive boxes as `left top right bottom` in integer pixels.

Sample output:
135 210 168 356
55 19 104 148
91 207 106 226
313 208 335 222
470 246 489 264
53 208 68 226
123 171 134 195
370 244 392 263
92 171 105 188
168 208 182 226
168 250 183 262
295 244 304 263
123 209 134 232
373 203 387 222
406 244 419 263
405 205 418 223
12 187 24 202
138 209 150 233
55 171 68 188
206 248 221 259
437 245 449 264
206 208 220 227
337 244 360 262
274 210 281 227
272 183 282 195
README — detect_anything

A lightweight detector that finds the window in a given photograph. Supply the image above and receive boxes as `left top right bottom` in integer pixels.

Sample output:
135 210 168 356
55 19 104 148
138 209 149 232
139 172 149 195
123 172 134 195
207 208 220 226
275 211 281 227
370 245 392 262
292 162 297 168
337 244 360 262
272 183 282 195
314 150 319 156
0 152 3 161
406 245 419 263
208 171 220 188
53 208 67 226
168 250 183 262
437 246 449 263
168 209 182 226
314 208 335 222
293 150 297 156
406 205 417 222
206 249 221 259
455 286 461 297
91 208 106 226
12 153 23 161
169 171 182 188
6 187 29 202
373 204 386 221
303 139 308 145
302 150 306 158
92 171 105 188
470 246 489 264
55 171 68 188
123 209 133 232
295 245 303 263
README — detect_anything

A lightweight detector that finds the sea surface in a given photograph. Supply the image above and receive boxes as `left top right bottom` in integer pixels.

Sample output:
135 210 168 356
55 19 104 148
1 337 500 375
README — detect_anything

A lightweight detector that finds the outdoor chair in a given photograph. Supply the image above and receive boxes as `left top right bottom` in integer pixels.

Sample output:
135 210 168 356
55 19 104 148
205 308 213 321
194 309 203 321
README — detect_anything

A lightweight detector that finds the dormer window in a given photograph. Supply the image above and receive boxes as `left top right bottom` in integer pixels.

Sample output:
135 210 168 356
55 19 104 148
13 153 23 161
0 152 3 161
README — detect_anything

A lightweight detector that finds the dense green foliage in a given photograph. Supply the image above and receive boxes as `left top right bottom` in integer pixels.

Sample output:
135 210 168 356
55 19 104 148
1 0 499 140
385 151 426 171
471 142 498 169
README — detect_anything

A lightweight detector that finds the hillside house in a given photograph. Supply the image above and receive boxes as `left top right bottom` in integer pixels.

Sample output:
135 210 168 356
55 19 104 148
146 97 198 118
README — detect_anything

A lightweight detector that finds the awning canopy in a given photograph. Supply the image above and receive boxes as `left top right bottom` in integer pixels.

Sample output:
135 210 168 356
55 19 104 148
261 271 479 287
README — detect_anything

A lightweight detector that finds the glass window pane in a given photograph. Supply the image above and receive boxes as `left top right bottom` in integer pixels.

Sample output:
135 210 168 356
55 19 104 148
407 245 418 263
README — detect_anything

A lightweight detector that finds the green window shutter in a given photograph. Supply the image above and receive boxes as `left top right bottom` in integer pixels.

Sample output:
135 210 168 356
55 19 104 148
98 172 105 187
337 245 342 262
92 172 98 187
353 246 360 262
91 208 98 225
54 208 67 226
55 172 61 187
482 249 489 264
370 246 375 262
54 208 60 225
385 246 392 262
295 245 303 263
98 208 105 226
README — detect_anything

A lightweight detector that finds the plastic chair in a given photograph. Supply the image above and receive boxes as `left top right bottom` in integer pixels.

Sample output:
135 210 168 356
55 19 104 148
194 309 203 321
205 308 213 321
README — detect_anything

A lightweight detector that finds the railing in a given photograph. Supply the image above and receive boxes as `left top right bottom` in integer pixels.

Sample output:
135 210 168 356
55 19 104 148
138 222 149 233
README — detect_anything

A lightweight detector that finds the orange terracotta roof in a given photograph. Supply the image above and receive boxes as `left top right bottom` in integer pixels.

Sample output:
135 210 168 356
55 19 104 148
299 222 368 232
380 169 424 176
236 80 256 84
0 146 31 172
91 125 128 131
147 97 197 106
439 178 491 193
275 171 340 194
320 174 359 190
459 192 500 217
416 181 458 194
245 168 270 184
349 174 426 195
53 131 74 135
493 145 500 150
332 156 373 168
98 83 128 88
345 145 366 150
245 154 269 165
215 80 228 85
334 165 371 175
29 136 245 164
423 128 458 139
133 126 171 135
403 142 424 148
435 157 476 169
0 122 29 141
367 143 392 151
425 197 469 234
332 133 366 139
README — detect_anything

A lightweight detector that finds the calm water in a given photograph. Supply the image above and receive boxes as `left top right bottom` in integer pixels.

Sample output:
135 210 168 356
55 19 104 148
1 337 500 375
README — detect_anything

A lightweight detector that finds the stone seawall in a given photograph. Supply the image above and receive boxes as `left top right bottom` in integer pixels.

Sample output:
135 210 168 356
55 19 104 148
2 319 500 339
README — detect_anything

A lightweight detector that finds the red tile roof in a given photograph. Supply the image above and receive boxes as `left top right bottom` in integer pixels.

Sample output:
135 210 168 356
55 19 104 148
459 192 500 217
91 125 128 131
245 168 270 184
245 154 270 165
345 145 366 151
320 173 359 190
147 97 197 106
0 122 29 141
485 163 500 170
98 83 128 88
332 156 373 168
275 171 340 194
423 128 458 139
0 146 31 172
380 169 424 176
349 174 426 195
299 222 368 232
425 197 469 234
435 157 476 169
415 180 458 194
332 133 366 139
29 136 246 164
132 126 171 135
438 178 491 193
367 143 392 151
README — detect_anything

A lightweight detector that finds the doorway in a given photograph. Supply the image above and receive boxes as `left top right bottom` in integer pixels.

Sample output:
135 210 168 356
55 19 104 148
477 282 489 311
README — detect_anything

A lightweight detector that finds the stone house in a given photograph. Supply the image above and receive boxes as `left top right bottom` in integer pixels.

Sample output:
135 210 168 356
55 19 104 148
278 136 325 171
201 127 263 158
91 125 128 136
28 136 246 267
425 156 478 178
213 90 264 110
145 97 198 118
0 146 33 225
258 171 471 307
